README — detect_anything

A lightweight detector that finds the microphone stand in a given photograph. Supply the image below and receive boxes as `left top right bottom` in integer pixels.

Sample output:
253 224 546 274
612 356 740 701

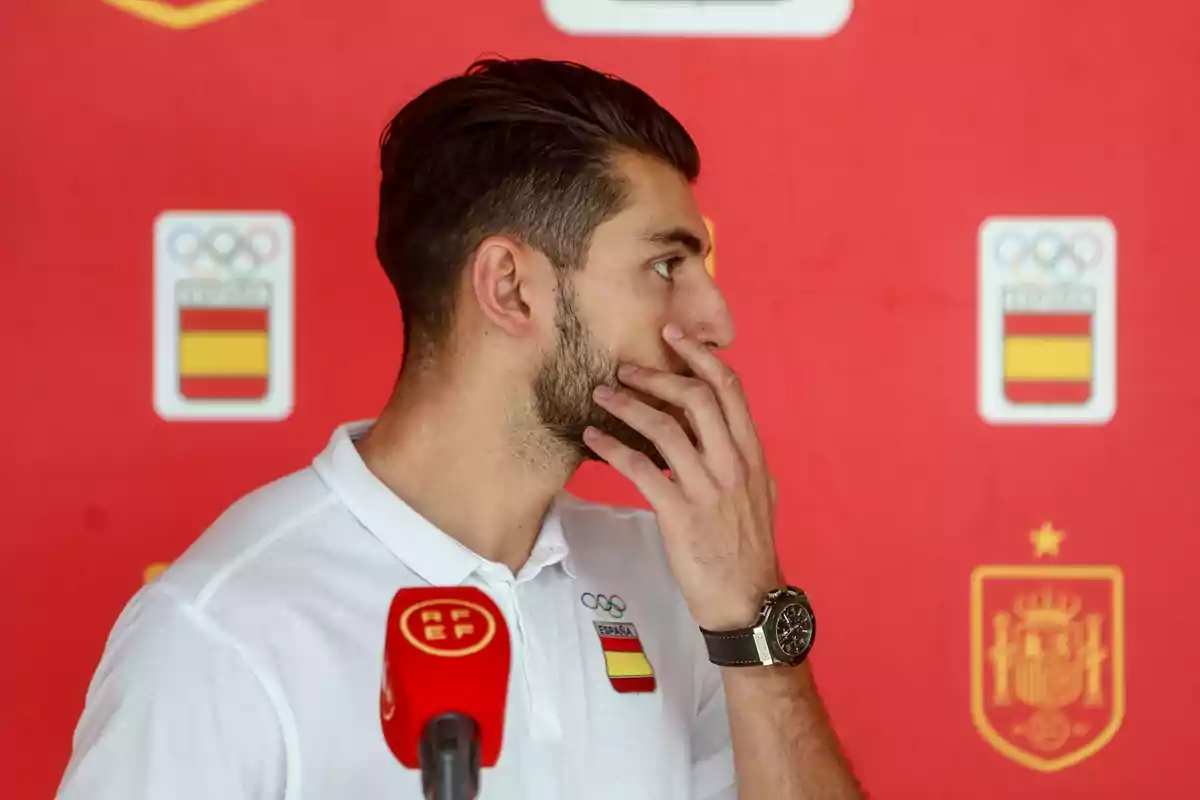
419 713 482 800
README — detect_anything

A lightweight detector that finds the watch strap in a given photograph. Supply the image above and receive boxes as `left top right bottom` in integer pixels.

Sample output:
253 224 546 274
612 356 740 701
699 627 765 667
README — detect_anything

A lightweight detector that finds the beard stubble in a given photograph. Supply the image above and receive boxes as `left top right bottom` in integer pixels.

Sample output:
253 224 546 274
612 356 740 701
531 279 671 470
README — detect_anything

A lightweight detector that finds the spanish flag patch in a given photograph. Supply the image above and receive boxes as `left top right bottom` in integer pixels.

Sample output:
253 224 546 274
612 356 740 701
594 620 656 694
1002 311 1094 404
177 306 271 400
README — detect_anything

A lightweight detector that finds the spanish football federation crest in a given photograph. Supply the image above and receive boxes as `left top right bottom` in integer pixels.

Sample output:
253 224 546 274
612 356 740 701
153 211 294 421
101 0 265 29
970 524 1125 772
543 0 852 37
978 216 1117 425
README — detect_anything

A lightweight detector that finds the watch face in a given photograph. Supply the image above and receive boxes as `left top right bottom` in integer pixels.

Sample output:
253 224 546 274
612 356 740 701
774 602 815 660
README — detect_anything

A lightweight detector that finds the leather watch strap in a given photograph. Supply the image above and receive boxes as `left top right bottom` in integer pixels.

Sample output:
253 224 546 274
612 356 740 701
699 627 764 667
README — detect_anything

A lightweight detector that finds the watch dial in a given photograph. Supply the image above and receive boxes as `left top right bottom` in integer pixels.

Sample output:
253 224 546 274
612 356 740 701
775 602 815 658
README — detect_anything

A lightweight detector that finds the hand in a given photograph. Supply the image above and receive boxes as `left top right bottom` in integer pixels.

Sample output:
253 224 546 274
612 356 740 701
583 324 783 631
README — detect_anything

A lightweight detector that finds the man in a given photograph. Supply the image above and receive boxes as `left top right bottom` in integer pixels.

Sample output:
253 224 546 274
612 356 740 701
58 58 862 799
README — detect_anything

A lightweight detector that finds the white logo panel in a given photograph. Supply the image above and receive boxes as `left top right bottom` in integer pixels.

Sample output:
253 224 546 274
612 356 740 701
978 216 1116 425
544 0 852 37
153 211 294 421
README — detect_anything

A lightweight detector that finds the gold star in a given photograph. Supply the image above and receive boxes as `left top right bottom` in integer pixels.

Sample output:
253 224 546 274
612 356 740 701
1030 523 1065 557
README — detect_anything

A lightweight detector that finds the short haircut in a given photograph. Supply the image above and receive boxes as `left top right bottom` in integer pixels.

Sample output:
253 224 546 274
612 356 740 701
375 57 700 364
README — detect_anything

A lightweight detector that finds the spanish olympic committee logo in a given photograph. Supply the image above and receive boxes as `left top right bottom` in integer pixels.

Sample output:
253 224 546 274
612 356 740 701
978 216 1117 425
399 598 498 658
102 0 265 29
153 211 294 422
543 0 852 37
581 592 627 619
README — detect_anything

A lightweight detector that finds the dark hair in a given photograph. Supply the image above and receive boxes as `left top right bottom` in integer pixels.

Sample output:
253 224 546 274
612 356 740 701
375 57 700 364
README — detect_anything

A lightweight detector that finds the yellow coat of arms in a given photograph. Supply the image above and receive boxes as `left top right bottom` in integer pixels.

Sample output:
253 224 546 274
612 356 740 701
970 523 1125 771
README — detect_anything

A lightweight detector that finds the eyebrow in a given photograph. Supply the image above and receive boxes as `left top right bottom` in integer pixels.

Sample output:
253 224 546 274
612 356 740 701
643 226 708 257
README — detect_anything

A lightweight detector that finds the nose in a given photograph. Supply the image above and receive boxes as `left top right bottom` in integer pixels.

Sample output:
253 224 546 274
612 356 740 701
685 275 735 351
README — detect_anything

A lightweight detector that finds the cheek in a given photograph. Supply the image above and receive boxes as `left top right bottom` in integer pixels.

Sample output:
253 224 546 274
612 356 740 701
606 325 676 375
602 295 678 365
576 270 680 370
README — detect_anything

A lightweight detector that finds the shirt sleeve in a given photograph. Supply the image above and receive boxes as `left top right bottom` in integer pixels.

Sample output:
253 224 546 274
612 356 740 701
690 628 738 800
57 585 287 800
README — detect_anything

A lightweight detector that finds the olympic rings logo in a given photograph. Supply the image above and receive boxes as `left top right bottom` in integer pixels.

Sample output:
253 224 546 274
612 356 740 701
167 224 281 273
992 230 1103 280
581 592 626 619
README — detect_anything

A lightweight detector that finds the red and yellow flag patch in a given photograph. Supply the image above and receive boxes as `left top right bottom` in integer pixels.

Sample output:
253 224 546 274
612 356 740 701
1002 312 1093 404
177 306 270 400
594 621 656 694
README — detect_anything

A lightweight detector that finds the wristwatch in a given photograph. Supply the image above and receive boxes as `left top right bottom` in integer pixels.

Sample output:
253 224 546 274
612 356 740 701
699 586 816 667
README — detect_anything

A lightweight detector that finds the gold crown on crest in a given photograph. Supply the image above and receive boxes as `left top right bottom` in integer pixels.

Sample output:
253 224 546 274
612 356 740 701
1013 589 1082 626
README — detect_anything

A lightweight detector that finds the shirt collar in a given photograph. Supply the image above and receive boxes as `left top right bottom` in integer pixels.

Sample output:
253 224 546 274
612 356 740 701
523 501 575 582
312 420 576 586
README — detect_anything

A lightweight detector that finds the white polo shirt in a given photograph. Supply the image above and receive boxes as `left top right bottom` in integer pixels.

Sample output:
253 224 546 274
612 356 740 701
58 422 738 800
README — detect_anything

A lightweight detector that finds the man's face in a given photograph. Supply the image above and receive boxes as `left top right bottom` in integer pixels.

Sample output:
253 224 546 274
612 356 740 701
532 152 733 466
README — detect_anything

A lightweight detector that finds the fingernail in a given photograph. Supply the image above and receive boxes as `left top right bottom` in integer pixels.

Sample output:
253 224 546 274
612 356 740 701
618 364 639 379
663 323 684 342
583 426 600 442
593 385 614 400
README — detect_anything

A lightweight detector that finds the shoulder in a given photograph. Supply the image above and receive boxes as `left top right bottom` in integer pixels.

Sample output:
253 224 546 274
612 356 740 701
149 464 381 612
58 470 341 797
86 582 268 697
156 467 334 593
59 583 290 799
88 465 340 705
133 463 397 666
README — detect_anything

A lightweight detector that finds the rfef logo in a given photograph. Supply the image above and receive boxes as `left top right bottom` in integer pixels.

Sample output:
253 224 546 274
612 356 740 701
398 598 498 658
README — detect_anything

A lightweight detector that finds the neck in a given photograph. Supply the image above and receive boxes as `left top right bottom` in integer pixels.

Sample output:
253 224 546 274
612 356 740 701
355 360 579 575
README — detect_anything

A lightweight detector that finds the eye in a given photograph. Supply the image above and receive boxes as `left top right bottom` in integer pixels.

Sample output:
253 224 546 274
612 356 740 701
651 256 683 281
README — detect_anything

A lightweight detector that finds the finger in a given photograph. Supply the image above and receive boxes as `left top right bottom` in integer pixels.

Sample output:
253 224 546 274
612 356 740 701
591 385 715 493
582 425 682 510
615 364 742 484
662 324 763 461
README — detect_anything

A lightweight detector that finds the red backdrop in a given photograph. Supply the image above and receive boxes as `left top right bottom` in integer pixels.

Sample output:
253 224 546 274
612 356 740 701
3 1 1198 797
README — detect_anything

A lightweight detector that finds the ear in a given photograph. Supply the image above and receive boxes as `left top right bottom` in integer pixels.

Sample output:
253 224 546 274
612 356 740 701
467 236 549 339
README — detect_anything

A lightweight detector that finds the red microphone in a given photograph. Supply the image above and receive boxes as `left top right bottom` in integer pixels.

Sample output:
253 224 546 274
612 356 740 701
380 586 511 800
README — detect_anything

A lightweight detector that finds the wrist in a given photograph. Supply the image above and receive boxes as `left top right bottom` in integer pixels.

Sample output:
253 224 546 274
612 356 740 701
692 596 763 632
691 568 786 631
